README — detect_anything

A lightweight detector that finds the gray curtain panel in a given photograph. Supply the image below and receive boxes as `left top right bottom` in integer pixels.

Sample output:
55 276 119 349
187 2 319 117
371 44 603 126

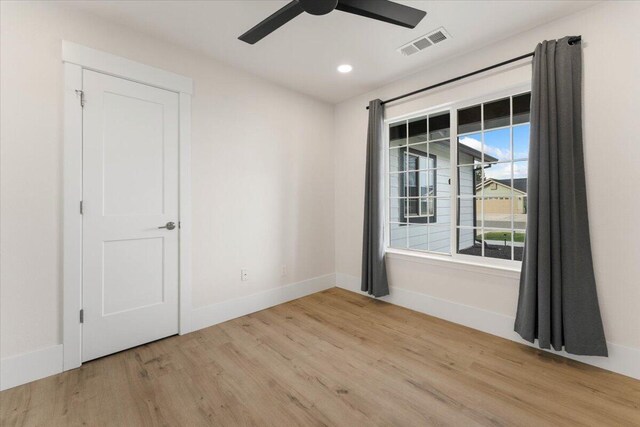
361 99 389 297
515 37 607 356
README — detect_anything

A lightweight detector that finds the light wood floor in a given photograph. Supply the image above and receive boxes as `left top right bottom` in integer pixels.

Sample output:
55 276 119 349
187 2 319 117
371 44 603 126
1 288 639 426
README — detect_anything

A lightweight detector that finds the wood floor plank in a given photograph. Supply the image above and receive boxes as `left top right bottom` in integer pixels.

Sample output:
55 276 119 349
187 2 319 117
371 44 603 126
1 288 638 426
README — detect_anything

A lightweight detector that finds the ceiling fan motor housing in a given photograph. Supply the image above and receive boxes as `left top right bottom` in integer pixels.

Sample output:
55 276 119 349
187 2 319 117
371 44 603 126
299 0 338 15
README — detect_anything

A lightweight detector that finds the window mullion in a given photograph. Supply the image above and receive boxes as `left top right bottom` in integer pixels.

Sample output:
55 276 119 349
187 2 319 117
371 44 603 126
450 107 457 257
510 96 515 261
480 103 485 258
426 114 430 250
405 120 409 250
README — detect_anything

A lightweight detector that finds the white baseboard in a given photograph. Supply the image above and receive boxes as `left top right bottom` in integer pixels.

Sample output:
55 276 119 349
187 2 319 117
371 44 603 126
1 344 63 391
1 273 335 391
190 273 336 332
336 272 640 380
4 271 634 391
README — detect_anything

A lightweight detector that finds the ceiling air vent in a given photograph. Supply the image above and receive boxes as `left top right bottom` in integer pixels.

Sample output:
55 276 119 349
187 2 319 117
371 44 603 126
413 38 432 50
400 44 420 56
397 27 451 56
428 29 448 44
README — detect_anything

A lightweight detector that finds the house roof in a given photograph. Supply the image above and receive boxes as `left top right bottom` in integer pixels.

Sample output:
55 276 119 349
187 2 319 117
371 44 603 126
499 178 527 193
477 178 527 194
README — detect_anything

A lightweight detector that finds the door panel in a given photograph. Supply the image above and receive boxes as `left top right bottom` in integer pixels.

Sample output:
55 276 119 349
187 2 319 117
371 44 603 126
82 70 179 362
102 237 164 315
102 92 165 216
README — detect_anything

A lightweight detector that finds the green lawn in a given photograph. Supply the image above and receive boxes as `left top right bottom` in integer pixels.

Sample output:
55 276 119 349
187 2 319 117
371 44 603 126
481 231 526 242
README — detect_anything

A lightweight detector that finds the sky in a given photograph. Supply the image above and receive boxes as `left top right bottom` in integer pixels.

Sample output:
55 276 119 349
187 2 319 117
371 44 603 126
459 124 529 180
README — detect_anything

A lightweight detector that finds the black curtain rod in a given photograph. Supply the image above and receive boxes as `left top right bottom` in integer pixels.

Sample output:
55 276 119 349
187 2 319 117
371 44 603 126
366 35 581 109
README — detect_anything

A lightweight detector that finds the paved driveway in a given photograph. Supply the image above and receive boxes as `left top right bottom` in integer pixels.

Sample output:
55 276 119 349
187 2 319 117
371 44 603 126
484 213 527 229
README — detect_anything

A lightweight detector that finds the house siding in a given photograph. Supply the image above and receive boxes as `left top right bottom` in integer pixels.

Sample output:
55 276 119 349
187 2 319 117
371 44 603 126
389 141 476 254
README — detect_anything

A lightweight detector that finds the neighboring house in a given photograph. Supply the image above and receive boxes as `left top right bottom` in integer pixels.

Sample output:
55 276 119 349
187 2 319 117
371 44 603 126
475 178 527 214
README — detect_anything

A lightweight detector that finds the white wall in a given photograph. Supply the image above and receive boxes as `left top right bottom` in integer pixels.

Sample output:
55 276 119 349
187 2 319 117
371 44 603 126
0 2 335 359
334 1 640 351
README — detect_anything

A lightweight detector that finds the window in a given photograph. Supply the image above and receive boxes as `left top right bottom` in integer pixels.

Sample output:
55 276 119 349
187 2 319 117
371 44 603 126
388 112 451 254
387 89 531 266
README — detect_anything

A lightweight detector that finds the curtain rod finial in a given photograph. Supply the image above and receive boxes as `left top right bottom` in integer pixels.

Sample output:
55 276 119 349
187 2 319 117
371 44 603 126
568 35 582 45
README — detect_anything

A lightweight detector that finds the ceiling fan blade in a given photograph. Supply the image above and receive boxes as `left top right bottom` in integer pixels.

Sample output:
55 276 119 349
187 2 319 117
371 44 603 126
239 0 305 44
335 0 426 29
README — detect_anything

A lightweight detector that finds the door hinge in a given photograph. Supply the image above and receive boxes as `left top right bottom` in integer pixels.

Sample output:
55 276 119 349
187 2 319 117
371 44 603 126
75 89 85 108
79 309 84 323
80 200 83 214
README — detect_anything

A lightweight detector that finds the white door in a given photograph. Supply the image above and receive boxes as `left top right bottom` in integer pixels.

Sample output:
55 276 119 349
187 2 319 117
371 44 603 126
82 70 179 362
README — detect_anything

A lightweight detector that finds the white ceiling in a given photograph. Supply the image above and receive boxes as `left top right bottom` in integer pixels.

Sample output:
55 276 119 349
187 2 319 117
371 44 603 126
62 1 597 104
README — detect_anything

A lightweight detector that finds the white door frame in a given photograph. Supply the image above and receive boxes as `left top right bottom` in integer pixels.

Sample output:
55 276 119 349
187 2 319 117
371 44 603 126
62 41 193 371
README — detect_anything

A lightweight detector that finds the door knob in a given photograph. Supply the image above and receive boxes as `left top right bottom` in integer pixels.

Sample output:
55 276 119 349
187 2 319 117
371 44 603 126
158 221 176 230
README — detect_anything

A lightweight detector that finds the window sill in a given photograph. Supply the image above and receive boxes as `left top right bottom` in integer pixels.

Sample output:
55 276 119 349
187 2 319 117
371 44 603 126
385 248 521 279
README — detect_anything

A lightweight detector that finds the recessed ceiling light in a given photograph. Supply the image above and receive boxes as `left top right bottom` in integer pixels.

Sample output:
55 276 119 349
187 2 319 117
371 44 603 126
337 64 353 73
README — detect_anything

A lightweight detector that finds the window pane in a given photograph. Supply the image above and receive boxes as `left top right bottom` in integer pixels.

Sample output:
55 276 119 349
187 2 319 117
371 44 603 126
457 197 481 228
482 163 512 194
428 170 436 197
513 124 530 160
514 230 526 261
513 93 531 124
407 199 419 217
483 128 510 162
419 171 429 196
429 225 451 253
482 229 514 260
408 116 428 144
429 140 450 166
389 147 406 172
458 104 481 134
457 133 482 165
424 197 435 217
482 197 512 229
419 157 429 170
433 197 451 225
483 97 510 130
433 169 450 198
389 198 406 222
407 198 436 224
407 155 419 171
408 224 429 251
429 111 450 140
420 198 429 215
513 162 529 234
515 196 527 230
389 121 407 148
513 161 528 182
457 165 481 197
389 223 408 249
407 144 428 167
407 171 420 197
457 228 481 257
389 173 405 197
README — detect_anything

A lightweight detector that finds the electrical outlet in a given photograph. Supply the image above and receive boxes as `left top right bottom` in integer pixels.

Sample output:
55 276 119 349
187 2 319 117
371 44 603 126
281 265 287 277
241 269 248 281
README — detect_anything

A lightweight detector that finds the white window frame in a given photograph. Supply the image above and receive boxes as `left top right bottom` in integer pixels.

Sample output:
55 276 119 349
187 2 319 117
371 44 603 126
384 83 531 271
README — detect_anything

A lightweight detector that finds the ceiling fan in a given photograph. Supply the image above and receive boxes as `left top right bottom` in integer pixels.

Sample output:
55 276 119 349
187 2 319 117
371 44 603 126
239 0 427 45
